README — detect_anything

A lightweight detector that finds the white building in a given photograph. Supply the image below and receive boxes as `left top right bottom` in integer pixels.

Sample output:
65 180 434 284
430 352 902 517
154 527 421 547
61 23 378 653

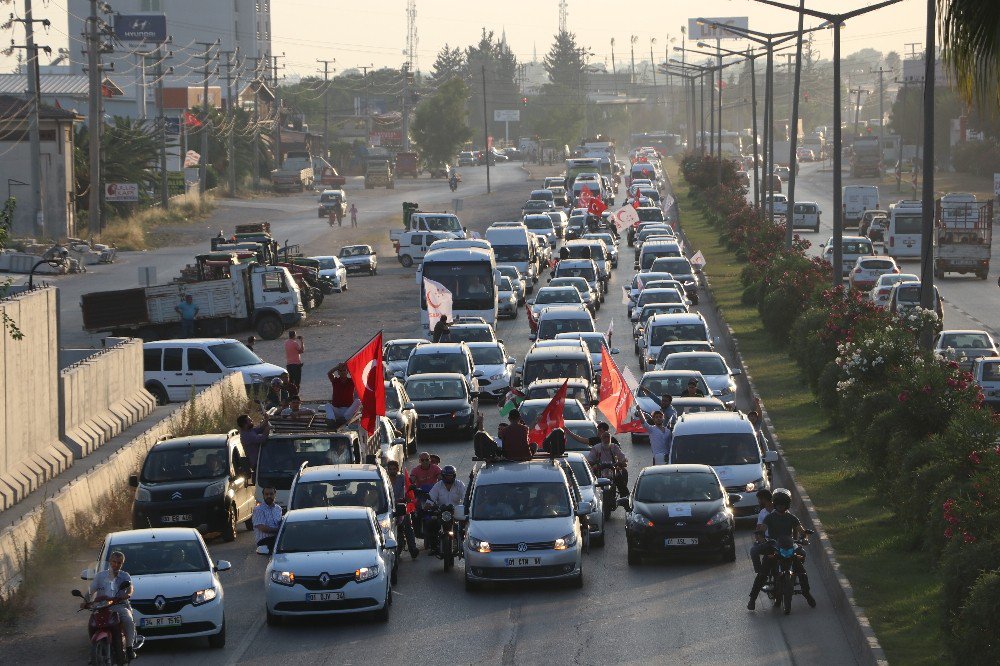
66 0 272 117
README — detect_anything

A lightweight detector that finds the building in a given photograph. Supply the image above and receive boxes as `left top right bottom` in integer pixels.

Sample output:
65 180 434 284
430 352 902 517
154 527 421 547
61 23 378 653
0 71 124 120
66 0 272 117
0 95 82 239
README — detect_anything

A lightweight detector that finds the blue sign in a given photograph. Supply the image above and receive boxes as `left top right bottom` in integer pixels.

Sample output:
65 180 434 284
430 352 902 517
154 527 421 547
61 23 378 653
114 14 167 45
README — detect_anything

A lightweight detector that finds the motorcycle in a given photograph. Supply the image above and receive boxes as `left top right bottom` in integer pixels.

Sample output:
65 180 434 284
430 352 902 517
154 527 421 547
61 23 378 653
596 462 623 520
449 175 461 192
71 589 143 665
762 529 815 615
421 503 463 571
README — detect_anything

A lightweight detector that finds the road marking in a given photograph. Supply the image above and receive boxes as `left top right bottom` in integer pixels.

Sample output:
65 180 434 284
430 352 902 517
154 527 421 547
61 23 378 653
225 615 265 666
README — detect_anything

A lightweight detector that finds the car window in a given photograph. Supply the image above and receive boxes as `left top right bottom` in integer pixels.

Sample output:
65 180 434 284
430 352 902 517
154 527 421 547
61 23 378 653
405 378 466 400
209 342 263 368
671 433 762 466
981 361 1000 381
386 342 420 362
471 482 571 520
277 518 376 553
163 347 183 372
518 400 587 425
259 436 355 475
538 316 594 339
408 351 466 375
664 356 727 375
523 358 589 386
941 333 992 349
536 289 582 305
141 444 229 482
143 348 161 372
638 291 683 307
449 327 493 343
261 272 286 292
107 539 209 575
639 375 709 397
634 472 722 502
471 346 504 366
650 324 708 345
290 479 388 513
568 460 594 487
187 348 221 373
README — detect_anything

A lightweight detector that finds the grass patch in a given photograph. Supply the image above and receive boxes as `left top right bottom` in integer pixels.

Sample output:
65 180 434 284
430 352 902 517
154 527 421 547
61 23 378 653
78 193 216 251
671 162 946 664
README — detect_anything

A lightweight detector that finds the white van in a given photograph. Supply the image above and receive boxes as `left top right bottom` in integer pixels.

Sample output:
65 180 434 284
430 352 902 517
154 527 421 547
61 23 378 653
886 200 923 260
821 235 876 276
843 185 879 226
143 339 284 404
791 202 822 232
485 223 538 288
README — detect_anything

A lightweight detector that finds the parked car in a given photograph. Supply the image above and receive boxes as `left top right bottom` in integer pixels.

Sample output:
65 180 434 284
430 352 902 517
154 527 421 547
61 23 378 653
338 245 378 275
311 255 349 292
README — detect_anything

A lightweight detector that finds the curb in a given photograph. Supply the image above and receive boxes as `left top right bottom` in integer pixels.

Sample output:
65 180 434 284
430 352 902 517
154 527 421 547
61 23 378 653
676 200 888 666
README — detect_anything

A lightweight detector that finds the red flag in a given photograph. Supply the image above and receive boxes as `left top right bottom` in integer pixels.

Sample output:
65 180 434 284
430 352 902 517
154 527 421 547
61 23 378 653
184 111 203 128
588 198 607 217
578 185 594 207
529 379 568 446
526 302 538 334
345 331 385 435
631 190 642 209
598 347 643 433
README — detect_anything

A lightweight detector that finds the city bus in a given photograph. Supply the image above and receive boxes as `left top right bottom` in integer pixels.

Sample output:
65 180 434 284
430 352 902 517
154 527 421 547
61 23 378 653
416 247 499 334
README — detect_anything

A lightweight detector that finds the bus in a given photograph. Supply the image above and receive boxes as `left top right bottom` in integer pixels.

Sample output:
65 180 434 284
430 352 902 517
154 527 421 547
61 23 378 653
416 247 498 334
630 132 684 156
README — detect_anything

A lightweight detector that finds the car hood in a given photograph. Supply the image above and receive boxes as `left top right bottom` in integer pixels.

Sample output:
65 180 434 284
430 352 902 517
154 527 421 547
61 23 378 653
468 516 574 543
477 363 509 378
132 570 215 598
318 268 342 278
411 398 472 413
701 375 732 391
632 499 723 524
340 256 373 265
710 464 764 487
270 550 378 576
236 363 285 378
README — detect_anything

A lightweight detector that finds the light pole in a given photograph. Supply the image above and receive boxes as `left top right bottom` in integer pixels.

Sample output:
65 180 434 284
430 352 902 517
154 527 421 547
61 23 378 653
918 0 936 348
663 67 699 155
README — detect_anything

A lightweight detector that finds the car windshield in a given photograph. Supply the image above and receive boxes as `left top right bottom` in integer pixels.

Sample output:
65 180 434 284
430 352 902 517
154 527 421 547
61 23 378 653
209 342 263 368
499 277 514 292
640 306 681 324
550 279 587 294
472 482 571 520
637 209 664 222
634 472 723 503
523 358 589 386
424 216 463 233
657 343 711 360
568 460 593 487
674 401 727 415
384 385 400 410
561 336 603 354
340 246 370 257
650 324 707 345
567 245 605 261
524 218 552 230
651 258 692 276
449 327 493 343
526 385 589 404
317 258 337 270
386 342 420 362
141 445 228 483
471 346 504 365
518 400 587 425
896 285 921 302
405 378 466 401
893 215 922 234
290 480 388 513
277 518 376 553
408 352 467 376
258 436 355 475
664 356 728 375
538 316 594 339
639 375 708 397
672 433 762 466
941 333 992 349
638 291 683 307
536 289 581 305
556 265 596 281
106 539 209 575
494 245 530 262
843 241 874 254
981 361 1000 381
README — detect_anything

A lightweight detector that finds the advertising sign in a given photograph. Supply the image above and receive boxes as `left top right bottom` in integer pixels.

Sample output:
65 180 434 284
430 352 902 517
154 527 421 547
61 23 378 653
494 109 521 122
104 183 139 202
687 17 749 40
114 14 167 47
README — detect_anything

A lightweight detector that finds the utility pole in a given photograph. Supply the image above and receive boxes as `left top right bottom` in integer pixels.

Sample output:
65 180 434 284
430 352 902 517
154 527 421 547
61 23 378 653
272 53 285 171
918 4 936 350
716 37 723 185
610 38 617 95
871 66 892 139
17 0 48 237
649 38 658 105
221 49 239 197
317 58 336 160
86 0 103 236
195 40 218 197
786 0 805 249
402 63 413 152
849 87 867 135
155 45 171 209
358 64 374 143
481 64 491 194
630 35 637 87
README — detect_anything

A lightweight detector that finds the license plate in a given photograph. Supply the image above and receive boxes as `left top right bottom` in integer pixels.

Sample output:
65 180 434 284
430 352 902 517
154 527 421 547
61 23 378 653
161 514 192 524
306 592 345 601
504 557 542 567
420 422 445 429
140 615 182 627
665 537 699 546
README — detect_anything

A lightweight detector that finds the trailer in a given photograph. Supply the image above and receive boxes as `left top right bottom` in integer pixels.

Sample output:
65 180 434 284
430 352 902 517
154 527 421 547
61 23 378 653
934 194 993 279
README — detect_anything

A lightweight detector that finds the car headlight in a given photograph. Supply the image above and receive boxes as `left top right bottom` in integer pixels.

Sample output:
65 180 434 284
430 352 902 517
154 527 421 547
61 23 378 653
745 478 765 493
355 565 380 582
270 571 295 586
204 481 226 498
490 372 506 381
717 386 732 396
191 587 217 606
706 509 732 526
380 516 393 535
554 532 578 550
627 512 654 529
134 487 151 502
455 407 473 417
469 536 491 553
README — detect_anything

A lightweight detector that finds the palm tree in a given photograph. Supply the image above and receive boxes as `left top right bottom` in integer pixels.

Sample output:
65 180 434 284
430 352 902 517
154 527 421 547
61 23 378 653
938 1 1000 108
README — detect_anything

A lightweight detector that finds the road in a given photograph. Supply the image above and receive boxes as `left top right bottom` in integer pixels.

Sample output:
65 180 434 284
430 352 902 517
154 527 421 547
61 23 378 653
791 162 999 336
7 167 859 664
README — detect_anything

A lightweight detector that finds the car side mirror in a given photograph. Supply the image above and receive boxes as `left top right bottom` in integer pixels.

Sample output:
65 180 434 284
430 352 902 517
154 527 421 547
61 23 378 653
394 371 405 379
383 536 398 551
576 501 593 516
128 474 139 488
731 368 742 376
611 348 620 355
596 477 612 488
403 402 415 410
71 589 84 598
728 494 743 506
473 370 484 378
453 505 467 521
81 568 95 581
765 450 780 464
506 356 516 365
526 299 535 306
616 497 632 511
215 560 232 572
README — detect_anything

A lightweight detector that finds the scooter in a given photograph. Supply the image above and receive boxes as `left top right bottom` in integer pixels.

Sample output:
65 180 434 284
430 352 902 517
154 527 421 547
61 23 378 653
596 462 622 520
449 175 461 192
762 529 815 615
71 588 143 665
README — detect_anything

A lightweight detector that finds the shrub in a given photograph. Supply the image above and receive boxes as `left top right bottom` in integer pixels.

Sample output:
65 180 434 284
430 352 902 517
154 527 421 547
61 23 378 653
950 571 1000 664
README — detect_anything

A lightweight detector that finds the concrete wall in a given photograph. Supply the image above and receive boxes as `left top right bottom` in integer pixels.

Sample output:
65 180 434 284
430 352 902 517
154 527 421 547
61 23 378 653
59 339 157 459
0 371 245 599
0 120 75 239
0 287 73 510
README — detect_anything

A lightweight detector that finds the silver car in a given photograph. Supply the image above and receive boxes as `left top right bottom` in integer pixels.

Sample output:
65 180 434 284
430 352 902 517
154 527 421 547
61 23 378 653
563 453 610 546
383 338 429 378
459 461 589 590
497 264 527 305
497 277 519 318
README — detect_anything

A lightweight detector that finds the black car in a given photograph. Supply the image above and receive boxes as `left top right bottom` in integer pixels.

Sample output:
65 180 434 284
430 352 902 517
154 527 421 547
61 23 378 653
566 215 588 240
404 372 479 439
129 432 256 541
621 464 740 564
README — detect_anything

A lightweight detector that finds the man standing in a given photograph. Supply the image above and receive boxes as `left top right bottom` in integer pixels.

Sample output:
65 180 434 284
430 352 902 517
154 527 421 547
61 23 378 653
236 413 270 476
252 487 283 554
85 550 138 658
386 460 419 559
432 314 451 343
638 409 672 465
350 203 358 227
499 410 533 461
284 331 304 389
175 295 199 338
324 364 360 427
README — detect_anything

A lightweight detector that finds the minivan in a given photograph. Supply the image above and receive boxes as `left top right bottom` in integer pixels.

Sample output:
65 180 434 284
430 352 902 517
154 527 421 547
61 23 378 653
791 202 822 232
668 412 779 518
402 342 480 394
518 344 595 394
821 236 876 276
533 305 596 341
639 313 712 371
638 240 684 271
486 223 538 287
143 339 284 404
886 200 922 260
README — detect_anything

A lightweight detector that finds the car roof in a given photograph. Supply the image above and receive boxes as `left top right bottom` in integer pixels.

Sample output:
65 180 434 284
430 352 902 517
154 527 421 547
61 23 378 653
648 313 705 324
283 506 374 524
474 460 571 485
673 411 754 433
538 305 592 318
643 369 704 379
672 397 726 407
341 244 371 250
939 329 991 336
527 377 589 388
466 341 503 350
664 351 725 361
151 434 231 450
386 338 428 346
557 259 596 267
411 343 466 354
641 464 719 476
405 372 467 382
450 322 491 329
144 338 240 347
296 464 382 482
108 527 202 545
525 345 589 359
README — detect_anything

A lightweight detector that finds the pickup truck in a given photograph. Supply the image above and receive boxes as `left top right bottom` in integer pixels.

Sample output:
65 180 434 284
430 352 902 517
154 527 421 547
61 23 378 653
934 194 993 279
313 157 346 189
395 152 420 178
81 262 305 340
365 159 395 189
271 151 315 192
389 204 466 267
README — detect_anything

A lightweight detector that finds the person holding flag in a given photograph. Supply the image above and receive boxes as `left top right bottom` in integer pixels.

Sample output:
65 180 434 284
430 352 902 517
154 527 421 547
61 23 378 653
343 331 386 436
566 423 629 497
527 380 569 449
499 409 533 461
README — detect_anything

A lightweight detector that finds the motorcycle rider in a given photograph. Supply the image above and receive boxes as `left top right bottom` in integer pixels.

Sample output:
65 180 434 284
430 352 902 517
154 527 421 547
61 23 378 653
84 550 138 659
747 488 816 610
423 465 467 554
749 488 774 573
385 460 420 560
449 171 460 191
566 422 630 497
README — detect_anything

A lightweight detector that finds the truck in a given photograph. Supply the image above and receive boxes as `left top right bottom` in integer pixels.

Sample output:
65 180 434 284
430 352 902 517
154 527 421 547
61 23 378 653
850 137 882 177
934 194 993 279
395 152 420 178
803 132 825 159
312 156 346 189
365 158 395 189
81 262 305 340
389 203 467 268
271 150 315 192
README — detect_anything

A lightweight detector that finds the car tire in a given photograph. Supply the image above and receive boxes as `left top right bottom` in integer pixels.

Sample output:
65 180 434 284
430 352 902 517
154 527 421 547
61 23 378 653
266 608 281 626
400 255 413 268
724 539 737 563
244 516 254 531
511 307 518 320
255 314 284 340
592 531 605 548
146 383 168 406
390 562 398 585
627 546 640 566
374 587 391 622
570 568 584 589
222 505 238 542
208 620 226 648
465 573 479 592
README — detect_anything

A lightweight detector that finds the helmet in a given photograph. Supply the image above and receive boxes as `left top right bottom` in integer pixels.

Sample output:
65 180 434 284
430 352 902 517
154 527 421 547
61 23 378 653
441 465 457 480
771 488 792 510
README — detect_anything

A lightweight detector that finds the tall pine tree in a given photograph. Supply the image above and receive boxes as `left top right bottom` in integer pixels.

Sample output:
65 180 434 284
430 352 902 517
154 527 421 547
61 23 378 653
466 29 520 144
544 31 588 90
430 44 466 85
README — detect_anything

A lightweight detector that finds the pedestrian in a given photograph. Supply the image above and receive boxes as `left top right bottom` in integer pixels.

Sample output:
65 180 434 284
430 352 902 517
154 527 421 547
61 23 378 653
324 363 361 427
245 335 256 352
385 460 420 560
432 314 451 343
350 203 358 227
284 330 304 388
252 486 283 555
236 413 270 477
638 409 672 465
175 294 199 338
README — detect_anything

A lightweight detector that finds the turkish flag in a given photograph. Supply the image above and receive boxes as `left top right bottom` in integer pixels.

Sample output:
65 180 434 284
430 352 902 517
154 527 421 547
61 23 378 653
345 331 385 435
631 190 642 209
184 111 203 128
529 379 568 446
598 347 644 433
578 185 594 207
588 198 607 217
526 302 538 334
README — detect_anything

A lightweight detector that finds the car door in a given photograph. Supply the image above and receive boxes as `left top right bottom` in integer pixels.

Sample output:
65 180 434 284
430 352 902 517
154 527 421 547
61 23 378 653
162 346 188 401
143 346 164 394
186 347 224 392
229 440 254 521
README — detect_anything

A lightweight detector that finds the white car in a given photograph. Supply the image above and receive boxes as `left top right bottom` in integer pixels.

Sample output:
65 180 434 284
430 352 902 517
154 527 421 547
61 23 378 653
83 528 229 647
311 255 348 292
467 341 516 400
265 506 395 625
143 339 284 404
868 273 919 308
660 352 740 406
848 255 899 291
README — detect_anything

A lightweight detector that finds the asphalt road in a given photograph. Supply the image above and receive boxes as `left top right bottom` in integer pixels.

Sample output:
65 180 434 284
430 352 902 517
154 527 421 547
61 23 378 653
789 162 999 337
13 166 858 664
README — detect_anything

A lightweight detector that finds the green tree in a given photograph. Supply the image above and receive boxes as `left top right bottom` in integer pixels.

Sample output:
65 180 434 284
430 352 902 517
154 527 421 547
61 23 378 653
523 84 584 150
888 85 964 162
939 0 1000 109
74 117 160 217
467 29 519 142
410 78 472 168
430 44 466 85
544 31 588 89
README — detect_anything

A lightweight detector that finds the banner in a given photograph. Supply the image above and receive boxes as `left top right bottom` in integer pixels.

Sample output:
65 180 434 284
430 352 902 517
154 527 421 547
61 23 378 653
613 205 639 231
423 277 453 331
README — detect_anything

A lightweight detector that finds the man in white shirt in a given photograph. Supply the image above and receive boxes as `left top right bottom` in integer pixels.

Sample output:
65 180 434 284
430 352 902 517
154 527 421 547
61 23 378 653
253 486 283 555
749 488 774 573
638 409 672 465
86 550 138 657
424 465 466 554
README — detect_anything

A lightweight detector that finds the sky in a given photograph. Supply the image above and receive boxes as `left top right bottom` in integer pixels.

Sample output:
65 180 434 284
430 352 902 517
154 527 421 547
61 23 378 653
11 0 928 78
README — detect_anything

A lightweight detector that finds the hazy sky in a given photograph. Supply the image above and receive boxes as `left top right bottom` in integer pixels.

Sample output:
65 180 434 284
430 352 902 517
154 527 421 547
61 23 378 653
19 0 927 78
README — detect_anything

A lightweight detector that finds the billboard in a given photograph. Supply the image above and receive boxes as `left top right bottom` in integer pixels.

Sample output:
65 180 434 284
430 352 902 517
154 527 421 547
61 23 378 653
114 14 167 47
494 109 521 122
687 17 749 40
104 183 139 202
